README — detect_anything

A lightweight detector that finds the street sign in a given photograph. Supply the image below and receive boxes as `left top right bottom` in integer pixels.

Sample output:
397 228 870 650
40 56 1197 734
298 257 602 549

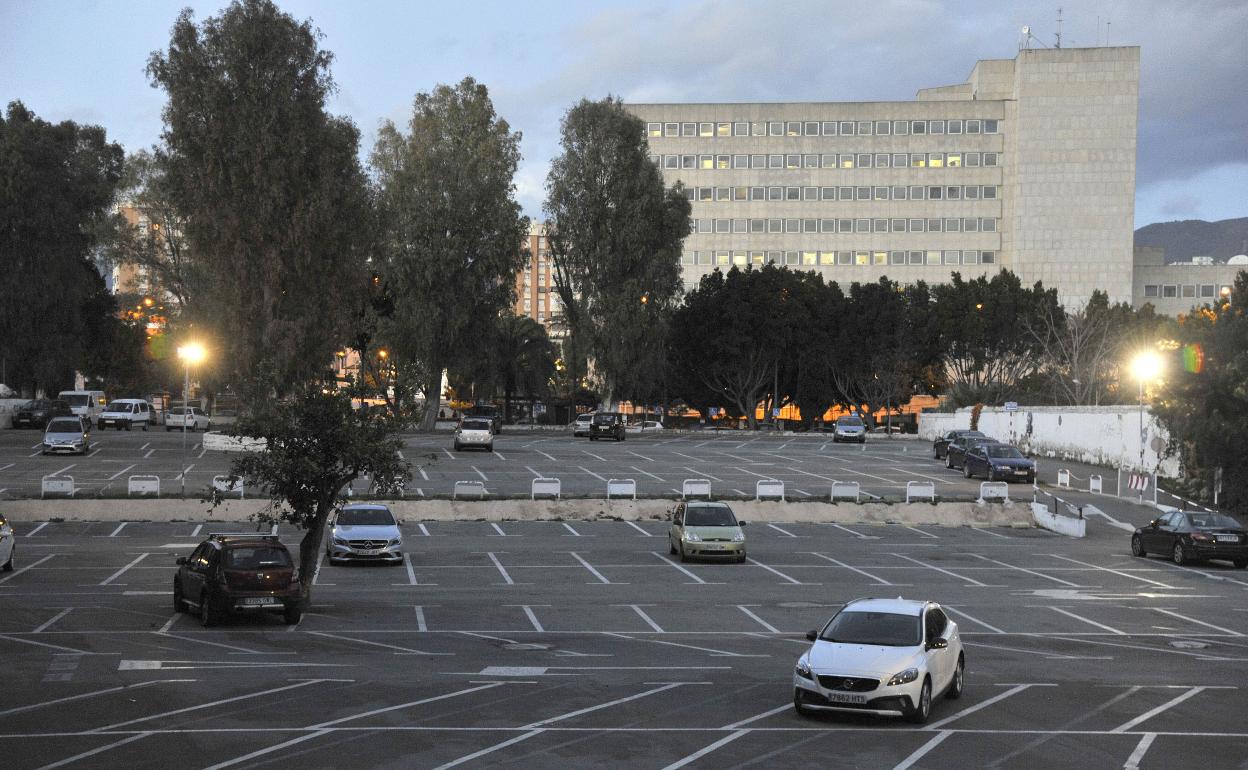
1003 401 1019 412
771 408 780 418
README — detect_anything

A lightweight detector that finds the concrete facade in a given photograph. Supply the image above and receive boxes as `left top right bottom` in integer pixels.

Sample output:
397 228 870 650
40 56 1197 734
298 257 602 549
514 221 567 339
628 46 1139 308
1132 245 1245 315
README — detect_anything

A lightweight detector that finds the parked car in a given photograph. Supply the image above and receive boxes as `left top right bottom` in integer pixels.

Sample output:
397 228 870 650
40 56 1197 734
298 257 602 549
589 411 626 441
454 418 495 452
1132 510 1247 568
571 413 595 437
326 503 403 565
668 501 747 562
173 532 302 626
465 404 501 434
98 399 153 431
832 415 867 444
164 406 212 431
41 417 91 455
626 420 665 434
0 513 14 572
793 597 963 723
12 399 72 429
57 390 106 426
943 434 996 470
962 443 1036 483
933 429 985 460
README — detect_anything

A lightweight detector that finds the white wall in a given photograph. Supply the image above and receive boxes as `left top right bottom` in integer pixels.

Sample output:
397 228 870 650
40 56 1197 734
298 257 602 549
0 398 28 430
920 405 1178 476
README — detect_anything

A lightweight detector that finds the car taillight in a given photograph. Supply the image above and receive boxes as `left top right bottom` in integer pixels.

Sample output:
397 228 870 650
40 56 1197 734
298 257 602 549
1190 533 1213 542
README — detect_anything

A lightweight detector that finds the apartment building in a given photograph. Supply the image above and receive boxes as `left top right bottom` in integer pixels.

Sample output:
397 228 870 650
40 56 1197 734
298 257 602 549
514 222 567 338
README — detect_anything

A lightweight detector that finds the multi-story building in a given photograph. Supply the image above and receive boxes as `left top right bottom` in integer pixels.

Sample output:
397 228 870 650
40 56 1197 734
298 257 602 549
627 46 1140 309
1132 246 1244 314
514 222 567 338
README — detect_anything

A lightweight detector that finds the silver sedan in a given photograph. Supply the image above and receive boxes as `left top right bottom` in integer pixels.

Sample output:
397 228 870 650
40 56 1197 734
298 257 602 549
326 504 403 565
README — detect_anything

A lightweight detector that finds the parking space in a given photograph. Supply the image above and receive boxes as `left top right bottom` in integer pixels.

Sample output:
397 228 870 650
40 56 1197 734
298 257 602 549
2 518 1246 767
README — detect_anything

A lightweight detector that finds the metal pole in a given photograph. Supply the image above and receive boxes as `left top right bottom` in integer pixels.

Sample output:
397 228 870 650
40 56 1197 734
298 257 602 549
1138 379 1145 503
181 362 189 499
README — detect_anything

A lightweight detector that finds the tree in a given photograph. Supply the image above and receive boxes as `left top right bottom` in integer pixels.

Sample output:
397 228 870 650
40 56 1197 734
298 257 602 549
491 313 556 422
222 383 409 604
371 77 528 430
147 0 372 399
545 97 690 406
1152 270 1248 512
0 101 124 396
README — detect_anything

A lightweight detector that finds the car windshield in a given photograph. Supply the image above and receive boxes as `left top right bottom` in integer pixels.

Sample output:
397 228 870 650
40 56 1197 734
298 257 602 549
104 402 132 412
23 400 46 410
837 416 864 426
1186 513 1241 529
461 419 492 431
61 394 90 406
592 414 618 425
337 507 396 526
224 546 292 568
685 505 737 527
986 446 1024 459
168 407 186 416
821 610 922 646
46 419 82 433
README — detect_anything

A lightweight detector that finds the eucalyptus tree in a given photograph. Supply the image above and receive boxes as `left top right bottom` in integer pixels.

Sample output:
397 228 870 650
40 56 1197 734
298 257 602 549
372 77 528 430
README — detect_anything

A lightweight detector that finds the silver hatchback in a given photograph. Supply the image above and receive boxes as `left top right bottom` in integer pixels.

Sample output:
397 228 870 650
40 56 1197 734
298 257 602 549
326 504 403 565
42 417 91 455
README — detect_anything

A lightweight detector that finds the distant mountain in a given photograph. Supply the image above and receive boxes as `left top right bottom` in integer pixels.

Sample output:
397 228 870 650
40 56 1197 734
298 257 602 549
1134 217 1248 263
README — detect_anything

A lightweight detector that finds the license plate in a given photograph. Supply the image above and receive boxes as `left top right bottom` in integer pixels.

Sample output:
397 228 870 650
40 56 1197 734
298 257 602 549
1015 470 1029 475
243 597 273 605
1216 535 1238 543
356 549 381 555
826 692 867 704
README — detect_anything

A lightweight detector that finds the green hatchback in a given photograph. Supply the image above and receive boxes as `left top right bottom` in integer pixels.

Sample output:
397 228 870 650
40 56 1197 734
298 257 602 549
668 501 747 562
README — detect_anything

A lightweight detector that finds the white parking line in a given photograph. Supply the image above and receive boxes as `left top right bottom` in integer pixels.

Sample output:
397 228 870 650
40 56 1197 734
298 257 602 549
442 449 455 459
831 523 878 540
143 448 156 458
892 553 989 587
1112 687 1207 732
904 526 938 539
174 464 195 480
414 605 428 632
490 523 509 537
33 608 73 633
190 524 202 537
108 522 129 537
203 730 330 770
943 605 1006 634
0 553 55 585
92 679 327 731
652 552 705 584
746 557 807 585
808 552 893 585
491 450 506 460
51 462 77 476
308 631 449 655
1045 554 1175 588
582 450 606 461
0 633 89 654
626 605 665 633
471 466 488 481
631 465 665 481
309 682 506 728
767 524 798 538
0 681 179 718
1123 733 1156 770
965 553 1081 587
570 552 612 584
197 446 207 458
487 552 514 585
971 527 1011 539
521 605 545 632
627 451 655 462
416 523 431 537
737 605 780 633
522 683 687 728
561 522 581 536
662 730 749 770
1153 608 1244 637
893 731 953 770
432 730 544 770
418 466 429 481
536 449 557 462
39 732 154 769
1050 606 1125 635
579 465 607 482
106 464 136 481
626 521 653 537
157 613 179 634
524 465 543 477
683 466 722 481
26 522 49 537
157 632 262 654
403 553 418 585
139 442 150 450
0 463 12 472
926 683 1038 729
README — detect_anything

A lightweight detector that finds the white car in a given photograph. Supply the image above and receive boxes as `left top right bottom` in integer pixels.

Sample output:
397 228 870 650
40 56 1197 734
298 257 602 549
793 597 964 724
164 406 212 431
832 415 867 443
454 418 494 451
0 513 14 572
571 413 594 437
326 503 403 565
97 399 153 431
626 420 665 434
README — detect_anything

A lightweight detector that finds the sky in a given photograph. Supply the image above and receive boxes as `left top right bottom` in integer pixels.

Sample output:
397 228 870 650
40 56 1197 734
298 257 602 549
2 0 1245 227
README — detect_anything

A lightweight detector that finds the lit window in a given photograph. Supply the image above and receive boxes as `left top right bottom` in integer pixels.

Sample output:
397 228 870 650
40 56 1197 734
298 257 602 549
926 250 941 265
699 122 714 137
804 121 820 136
820 251 836 265
855 251 869 266
840 154 855 169
751 251 765 265
699 155 714 169
803 251 818 265
929 152 945 169
946 153 962 168
716 251 730 266
911 154 927 168
716 155 730 169
874 251 888 265
648 123 662 137
718 122 732 137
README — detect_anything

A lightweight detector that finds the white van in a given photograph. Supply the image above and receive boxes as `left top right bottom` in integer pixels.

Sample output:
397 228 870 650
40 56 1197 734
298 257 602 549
58 390 107 425
97 398 154 431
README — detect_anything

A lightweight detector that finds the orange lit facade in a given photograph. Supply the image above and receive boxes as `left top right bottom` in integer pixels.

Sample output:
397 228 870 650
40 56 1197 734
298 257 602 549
514 222 567 339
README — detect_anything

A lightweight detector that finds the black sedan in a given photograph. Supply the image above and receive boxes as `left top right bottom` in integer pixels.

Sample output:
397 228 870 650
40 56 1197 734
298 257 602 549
933 429 985 460
962 443 1036 483
11 399 72 429
943 434 996 470
1132 510 1248 568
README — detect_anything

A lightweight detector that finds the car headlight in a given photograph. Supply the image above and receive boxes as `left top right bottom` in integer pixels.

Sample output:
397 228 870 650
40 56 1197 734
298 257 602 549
683 532 701 542
732 531 745 542
795 656 813 680
887 667 919 687
387 538 401 547
332 536 347 545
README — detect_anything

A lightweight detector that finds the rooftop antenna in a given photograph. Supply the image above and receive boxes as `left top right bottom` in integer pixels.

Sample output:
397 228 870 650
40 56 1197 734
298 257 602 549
1055 7 1063 48
1020 25 1048 51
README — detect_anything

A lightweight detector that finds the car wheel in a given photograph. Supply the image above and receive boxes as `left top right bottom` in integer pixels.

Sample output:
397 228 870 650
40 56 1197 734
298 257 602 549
679 544 688 563
1173 542 1188 566
945 455 953 469
2 548 13 572
933 449 941 459
946 655 964 700
124 421 131 431
907 677 933 724
669 537 677 555
142 421 148 431
793 689 813 717
736 551 747 564
173 581 187 613
166 426 172 431
1233 559 1248 570
1131 535 1146 558
487 445 494 452
283 605 303 625
200 592 215 627
453 442 461 451
963 463 973 479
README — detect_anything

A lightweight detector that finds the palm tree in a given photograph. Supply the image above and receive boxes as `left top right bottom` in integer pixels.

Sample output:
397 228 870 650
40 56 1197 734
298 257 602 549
493 313 556 423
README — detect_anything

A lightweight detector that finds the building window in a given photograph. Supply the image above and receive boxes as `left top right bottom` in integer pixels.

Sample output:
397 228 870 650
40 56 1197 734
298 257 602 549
734 186 748 201
699 155 714 170
820 218 836 233
786 251 801 265
786 121 801 136
908 250 924 265
803 251 817 265
984 153 998 166
647 123 662 137
786 186 800 200
873 251 888 265
804 154 820 168
821 153 837 168
911 153 927 168
1200 285 1216 297
873 218 888 232
966 152 981 167
699 122 714 137
839 121 855 136
875 120 891 135
874 186 889 200
943 250 961 265
946 186 961 200
984 119 999 134
768 218 783 233
929 120 946 135
786 154 801 169
840 154 855 169
751 251 765 265
1144 285 1159 297
664 155 678 169
890 250 906 265
681 122 696 136
856 186 871 200
750 218 765 233
751 186 766 200
945 218 961 232
909 219 925 232
822 121 837 136
837 251 852 266
966 120 981 134
893 120 909 136
946 152 962 168
714 219 728 233
891 218 907 232
682 155 696 169
875 153 890 168
928 218 943 232
928 186 942 200
964 250 980 264
769 154 783 169
767 251 782 264
733 154 748 168
965 185 980 200
768 186 782 200
804 186 819 200
981 251 995 264
948 119 963 134
716 251 730 266
982 218 996 232
910 185 926 200
855 218 871 233
734 122 749 136
1182 285 1196 298
664 123 678 137
926 250 941 265
804 121 820 136
820 251 835 266
752 122 767 136
785 218 800 233
929 152 945 169
856 153 872 168
732 251 747 266
768 121 784 136
912 120 927 135
717 122 732 137
821 186 836 200
1162 285 1178 298
839 186 854 201
983 185 997 199
716 155 730 169
732 218 747 233
838 218 853 233
751 154 766 169
857 121 872 136
855 251 869 266
892 185 908 200
715 187 730 201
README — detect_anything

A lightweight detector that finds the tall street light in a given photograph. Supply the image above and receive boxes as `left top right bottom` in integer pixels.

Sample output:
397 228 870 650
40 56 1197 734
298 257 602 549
177 343 207 498
1129 351 1163 474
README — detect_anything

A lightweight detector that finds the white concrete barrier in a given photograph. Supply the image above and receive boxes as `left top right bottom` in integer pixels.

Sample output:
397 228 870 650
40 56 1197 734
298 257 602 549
1089 475 1102 494
830 481 860 502
127 475 161 497
978 482 1009 503
1031 501 1086 537
606 479 637 500
682 479 712 499
531 477 561 500
41 475 75 498
755 479 785 501
905 481 936 503
201 431 267 452
1056 469 1070 488
212 475 244 499
453 480 486 499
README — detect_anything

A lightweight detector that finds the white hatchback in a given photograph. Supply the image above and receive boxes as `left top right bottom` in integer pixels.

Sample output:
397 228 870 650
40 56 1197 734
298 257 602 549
0 513 14 572
454 418 494 451
793 597 963 724
164 406 212 431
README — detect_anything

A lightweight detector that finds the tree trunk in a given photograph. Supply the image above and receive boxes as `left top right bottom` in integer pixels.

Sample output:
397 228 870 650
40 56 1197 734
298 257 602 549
296 500 334 605
420 356 442 431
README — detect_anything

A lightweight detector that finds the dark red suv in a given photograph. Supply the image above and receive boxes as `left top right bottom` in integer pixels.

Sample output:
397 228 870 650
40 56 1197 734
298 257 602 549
173 533 303 626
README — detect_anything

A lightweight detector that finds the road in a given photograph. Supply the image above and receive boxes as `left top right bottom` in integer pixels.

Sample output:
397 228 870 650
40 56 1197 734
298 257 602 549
1 513 1246 768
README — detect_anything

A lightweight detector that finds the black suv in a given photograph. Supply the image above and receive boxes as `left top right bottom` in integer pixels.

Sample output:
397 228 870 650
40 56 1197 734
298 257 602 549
589 412 626 441
173 533 302 626
465 403 501 434
12 399 73 429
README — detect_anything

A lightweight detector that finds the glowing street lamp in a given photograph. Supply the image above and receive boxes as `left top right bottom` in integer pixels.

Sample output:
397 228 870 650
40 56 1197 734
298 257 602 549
177 343 207 498
1129 351 1163 477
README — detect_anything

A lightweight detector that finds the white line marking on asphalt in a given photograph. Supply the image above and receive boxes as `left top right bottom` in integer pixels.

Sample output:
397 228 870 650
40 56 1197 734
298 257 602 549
535 449 557 461
808 553 893 585
662 730 749 770
523 683 687 728
971 527 1011 539
100 552 149 585
36 732 154 769
1153 608 1244 637
416 522 431 536
197 446 207 458
582 450 606 461
579 465 607 482
432 730 544 770
157 613 179 634
561 522 581 536
1049 606 1126 634
312 682 508 729
723 704 792 728
106 464 136 481
524 465 543 478
471 466 488 481
927 684 1039 729
732 489 748 496
892 553 988 587
404 553 418 585
174 464 195 480
0 463 12 472
139 442 150 450
25 522 49 536
965 553 1081 587
202 730 331 770
628 451 655 462
490 523 509 537
943 606 1006 634
33 608 73 633
683 466 722 481
308 631 449 656
603 632 756 658
831 523 878 540
51 462 77 476
157 632 262 654
963 641 1107 660
0 554 56 585
1045 634 1245 661
626 605 665 633
737 605 780 633
893 730 953 770
794 489 812 497
631 465 665 481
747 557 806 585
0 681 177 718
653 552 707 584
487 552 514 585
904 526 938 539
1148 558 1248 588
91 679 326 732
570 552 611 584
1113 687 1206 733
143 448 156 458
190 524 202 537
767 524 798 537
418 466 429 481
1123 733 1156 769
414 606 428 632
0 633 89 654
521 605 545 631
1045 554 1175 588
108 522 129 537
626 521 653 537
492 450 506 460
442 449 455 459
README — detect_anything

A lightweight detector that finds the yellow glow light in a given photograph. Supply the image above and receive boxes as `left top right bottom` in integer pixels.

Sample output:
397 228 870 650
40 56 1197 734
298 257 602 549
177 342 207 366
1129 351 1163 383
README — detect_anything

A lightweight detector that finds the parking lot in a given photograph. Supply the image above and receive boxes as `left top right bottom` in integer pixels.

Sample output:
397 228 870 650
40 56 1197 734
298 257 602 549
3 514 1247 768
0 429 1130 503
